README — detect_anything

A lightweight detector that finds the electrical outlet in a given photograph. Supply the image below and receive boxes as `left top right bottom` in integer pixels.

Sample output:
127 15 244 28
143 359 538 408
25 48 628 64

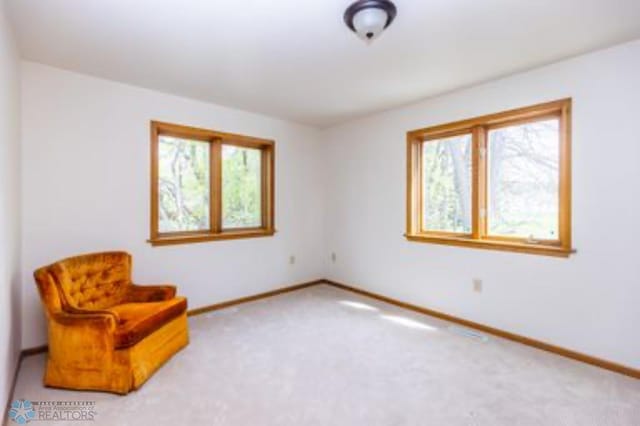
473 278 483 293
289 255 296 265
331 252 337 263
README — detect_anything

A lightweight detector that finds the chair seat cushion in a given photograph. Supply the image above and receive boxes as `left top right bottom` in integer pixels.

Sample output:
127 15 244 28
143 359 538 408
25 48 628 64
109 297 187 348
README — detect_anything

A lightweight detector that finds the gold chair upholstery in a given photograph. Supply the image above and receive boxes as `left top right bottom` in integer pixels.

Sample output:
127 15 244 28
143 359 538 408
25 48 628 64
34 251 189 394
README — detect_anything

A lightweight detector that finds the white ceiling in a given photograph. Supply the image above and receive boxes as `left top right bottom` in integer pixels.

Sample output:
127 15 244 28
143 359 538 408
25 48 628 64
7 0 640 127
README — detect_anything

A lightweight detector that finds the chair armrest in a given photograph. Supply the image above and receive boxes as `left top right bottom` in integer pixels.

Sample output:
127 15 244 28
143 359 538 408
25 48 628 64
125 284 177 303
51 310 117 331
63 307 120 324
48 311 117 365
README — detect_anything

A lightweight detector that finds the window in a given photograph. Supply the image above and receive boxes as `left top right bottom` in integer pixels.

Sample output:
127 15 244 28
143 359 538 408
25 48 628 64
406 99 572 257
150 121 275 246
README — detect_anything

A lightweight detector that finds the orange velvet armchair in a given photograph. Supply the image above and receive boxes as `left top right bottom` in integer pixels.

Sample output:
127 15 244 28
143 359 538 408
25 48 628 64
34 251 189 394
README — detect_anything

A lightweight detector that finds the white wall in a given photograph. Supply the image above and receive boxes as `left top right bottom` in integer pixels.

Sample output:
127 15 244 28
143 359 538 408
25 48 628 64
323 39 640 369
21 62 325 348
0 0 22 415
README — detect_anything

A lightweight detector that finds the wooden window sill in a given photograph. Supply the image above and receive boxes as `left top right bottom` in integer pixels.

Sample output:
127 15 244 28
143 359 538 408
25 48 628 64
405 234 575 257
148 229 276 247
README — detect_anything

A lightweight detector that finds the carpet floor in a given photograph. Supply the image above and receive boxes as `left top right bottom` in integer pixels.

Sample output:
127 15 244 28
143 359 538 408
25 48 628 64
8 284 640 425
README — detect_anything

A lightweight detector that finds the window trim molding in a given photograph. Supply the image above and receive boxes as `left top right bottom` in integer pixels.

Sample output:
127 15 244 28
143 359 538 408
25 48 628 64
406 98 573 257
149 121 275 247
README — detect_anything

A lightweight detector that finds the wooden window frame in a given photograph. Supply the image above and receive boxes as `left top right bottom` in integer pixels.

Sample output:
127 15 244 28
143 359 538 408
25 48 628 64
149 121 275 246
406 99 573 257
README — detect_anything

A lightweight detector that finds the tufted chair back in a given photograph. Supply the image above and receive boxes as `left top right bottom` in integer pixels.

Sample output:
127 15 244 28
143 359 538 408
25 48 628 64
44 252 133 311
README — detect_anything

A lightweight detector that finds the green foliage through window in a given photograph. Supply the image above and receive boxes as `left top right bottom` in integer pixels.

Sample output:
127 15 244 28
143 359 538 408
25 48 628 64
422 134 472 233
158 136 210 232
222 145 262 229
488 119 559 239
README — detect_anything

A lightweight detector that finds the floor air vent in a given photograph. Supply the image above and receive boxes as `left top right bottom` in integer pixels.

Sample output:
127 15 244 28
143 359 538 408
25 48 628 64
447 326 489 342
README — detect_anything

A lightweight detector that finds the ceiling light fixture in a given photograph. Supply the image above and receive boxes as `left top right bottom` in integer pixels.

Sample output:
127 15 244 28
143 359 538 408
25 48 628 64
344 0 397 42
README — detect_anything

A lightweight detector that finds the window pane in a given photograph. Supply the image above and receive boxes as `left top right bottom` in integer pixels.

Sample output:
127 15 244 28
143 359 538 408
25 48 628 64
222 145 262 229
488 119 559 239
422 134 472 233
158 135 210 233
